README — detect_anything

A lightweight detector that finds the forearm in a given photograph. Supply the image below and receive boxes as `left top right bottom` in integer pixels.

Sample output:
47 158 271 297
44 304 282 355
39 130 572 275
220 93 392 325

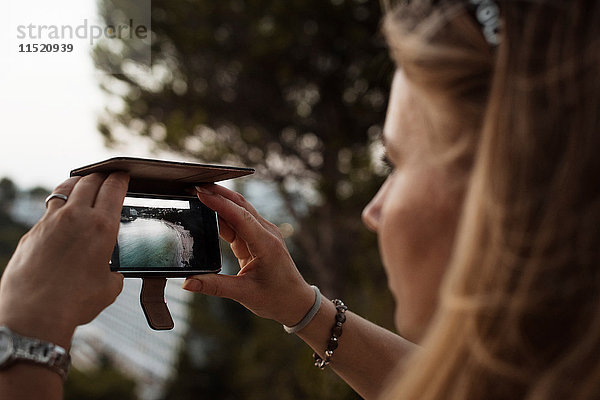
0 364 64 400
297 297 417 400
0 173 129 400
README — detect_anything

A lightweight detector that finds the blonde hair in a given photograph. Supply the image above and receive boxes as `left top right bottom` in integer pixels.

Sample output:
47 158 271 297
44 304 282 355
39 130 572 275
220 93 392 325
382 1 600 399
385 1 495 177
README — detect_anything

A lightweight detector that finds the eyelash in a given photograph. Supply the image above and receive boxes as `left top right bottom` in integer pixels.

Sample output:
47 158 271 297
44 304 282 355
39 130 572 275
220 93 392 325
381 153 395 173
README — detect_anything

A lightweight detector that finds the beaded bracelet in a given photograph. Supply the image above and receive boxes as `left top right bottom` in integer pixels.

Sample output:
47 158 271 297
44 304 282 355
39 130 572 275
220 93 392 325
313 298 348 369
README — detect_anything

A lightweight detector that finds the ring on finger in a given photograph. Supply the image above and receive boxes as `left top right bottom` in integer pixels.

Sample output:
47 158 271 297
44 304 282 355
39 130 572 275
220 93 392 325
45 193 69 209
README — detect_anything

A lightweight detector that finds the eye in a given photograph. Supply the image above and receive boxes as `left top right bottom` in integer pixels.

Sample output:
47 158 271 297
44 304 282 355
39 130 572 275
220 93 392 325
381 152 395 174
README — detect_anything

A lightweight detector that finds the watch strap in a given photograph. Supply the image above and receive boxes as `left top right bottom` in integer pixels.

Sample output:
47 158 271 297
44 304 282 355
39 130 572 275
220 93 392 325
1 327 70 380
140 278 174 330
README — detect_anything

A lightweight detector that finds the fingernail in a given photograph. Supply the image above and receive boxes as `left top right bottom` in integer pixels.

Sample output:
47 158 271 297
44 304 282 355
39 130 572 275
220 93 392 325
195 185 214 196
182 278 202 292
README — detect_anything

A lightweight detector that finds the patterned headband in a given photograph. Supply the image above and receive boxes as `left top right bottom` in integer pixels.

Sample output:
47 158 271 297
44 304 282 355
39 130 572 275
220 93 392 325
468 0 502 46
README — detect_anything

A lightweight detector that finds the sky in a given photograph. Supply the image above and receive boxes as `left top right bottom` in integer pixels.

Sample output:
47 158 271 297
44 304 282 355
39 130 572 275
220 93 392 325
0 0 164 190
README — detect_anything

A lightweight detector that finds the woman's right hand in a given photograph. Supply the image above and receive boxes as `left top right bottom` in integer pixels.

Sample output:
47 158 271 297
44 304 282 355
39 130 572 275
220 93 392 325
182 184 316 328
0 172 129 349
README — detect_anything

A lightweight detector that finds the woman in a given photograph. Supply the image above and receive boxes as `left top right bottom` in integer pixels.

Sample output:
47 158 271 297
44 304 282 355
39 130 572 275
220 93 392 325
186 1 600 399
2 1 599 399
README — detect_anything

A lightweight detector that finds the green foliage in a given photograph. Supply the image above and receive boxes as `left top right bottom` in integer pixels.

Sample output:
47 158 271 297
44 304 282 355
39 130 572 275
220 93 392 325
0 211 28 274
163 293 362 400
94 0 396 398
0 178 28 274
64 363 138 400
27 186 51 198
0 178 17 212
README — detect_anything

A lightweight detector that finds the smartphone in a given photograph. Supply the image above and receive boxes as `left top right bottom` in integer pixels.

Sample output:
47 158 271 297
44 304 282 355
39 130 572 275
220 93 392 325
71 157 254 277
110 194 221 277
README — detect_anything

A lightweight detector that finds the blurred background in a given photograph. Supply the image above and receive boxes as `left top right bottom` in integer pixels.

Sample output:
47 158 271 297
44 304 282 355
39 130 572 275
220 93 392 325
0 0 395 398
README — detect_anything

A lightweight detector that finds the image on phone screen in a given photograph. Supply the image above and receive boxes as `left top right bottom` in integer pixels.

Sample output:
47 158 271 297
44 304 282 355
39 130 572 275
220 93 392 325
110 194 221 276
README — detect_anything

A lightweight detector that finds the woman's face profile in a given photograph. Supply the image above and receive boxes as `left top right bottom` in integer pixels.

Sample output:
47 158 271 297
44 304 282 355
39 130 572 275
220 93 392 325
362 70 464 342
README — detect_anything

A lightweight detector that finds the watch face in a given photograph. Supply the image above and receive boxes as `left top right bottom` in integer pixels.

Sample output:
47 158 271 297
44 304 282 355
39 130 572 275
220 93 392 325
0 330 14 365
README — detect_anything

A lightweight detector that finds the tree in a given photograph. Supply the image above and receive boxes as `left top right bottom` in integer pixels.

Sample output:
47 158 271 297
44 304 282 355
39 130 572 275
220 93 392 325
0 178 17 212
0 178 28 273
94 1 395 398
64 362 137 400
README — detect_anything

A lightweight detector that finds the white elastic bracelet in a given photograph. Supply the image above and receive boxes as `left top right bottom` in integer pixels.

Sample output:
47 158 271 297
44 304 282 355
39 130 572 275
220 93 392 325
283 285 322 334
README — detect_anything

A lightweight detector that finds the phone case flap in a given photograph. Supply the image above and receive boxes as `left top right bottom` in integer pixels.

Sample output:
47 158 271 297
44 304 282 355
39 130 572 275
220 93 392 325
70 157 254 196
140 278 174 330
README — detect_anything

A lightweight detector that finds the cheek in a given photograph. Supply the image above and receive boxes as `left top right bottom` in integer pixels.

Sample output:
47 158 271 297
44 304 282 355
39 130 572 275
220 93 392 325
378 170 461 340
379 171 452 271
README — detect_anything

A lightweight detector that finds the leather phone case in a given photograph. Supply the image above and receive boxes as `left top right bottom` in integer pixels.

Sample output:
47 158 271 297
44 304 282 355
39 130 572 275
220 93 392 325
70 156 254 196
71 157 254 330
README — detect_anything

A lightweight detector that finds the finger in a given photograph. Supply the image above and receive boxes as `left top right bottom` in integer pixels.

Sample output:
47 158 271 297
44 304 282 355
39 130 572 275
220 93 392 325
217 217 251 269
196 185 280 236
182 274 246 301
196 191 276 256
218 216 236 243
46 176 81 213
93 172 130 215
68 173 107 208
197 184 260 218
230 239 252 263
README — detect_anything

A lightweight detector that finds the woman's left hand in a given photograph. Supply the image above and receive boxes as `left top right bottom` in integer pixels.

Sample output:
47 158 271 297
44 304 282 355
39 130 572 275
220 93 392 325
182 184 316 328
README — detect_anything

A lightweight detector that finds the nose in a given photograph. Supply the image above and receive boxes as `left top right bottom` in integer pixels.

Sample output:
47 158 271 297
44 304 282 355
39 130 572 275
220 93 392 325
362 178 389 233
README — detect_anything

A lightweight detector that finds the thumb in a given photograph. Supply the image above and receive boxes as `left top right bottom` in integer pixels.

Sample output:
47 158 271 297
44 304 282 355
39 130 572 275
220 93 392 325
182 274 244 301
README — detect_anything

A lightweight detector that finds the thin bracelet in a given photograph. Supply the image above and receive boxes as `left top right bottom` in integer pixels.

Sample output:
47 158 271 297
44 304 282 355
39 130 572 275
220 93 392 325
283 285 321 334
313 298 348 369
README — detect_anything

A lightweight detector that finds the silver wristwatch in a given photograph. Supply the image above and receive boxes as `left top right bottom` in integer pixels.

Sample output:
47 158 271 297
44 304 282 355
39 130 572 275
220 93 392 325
0 326 70 380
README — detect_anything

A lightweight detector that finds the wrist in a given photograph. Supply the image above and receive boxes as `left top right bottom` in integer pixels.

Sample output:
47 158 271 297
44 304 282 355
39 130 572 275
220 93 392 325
0 308 75 350
278 283 320 327
295 297 340 357
283 286 321 334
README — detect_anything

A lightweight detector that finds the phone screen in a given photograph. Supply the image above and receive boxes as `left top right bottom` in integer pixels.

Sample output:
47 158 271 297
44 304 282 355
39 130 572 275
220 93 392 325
110 194 221 277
